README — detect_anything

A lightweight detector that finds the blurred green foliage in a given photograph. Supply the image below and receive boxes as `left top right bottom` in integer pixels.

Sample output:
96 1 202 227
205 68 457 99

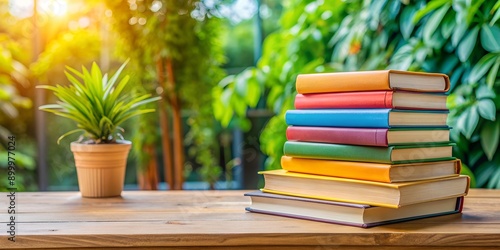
6 0 497 190
104 0 228 187
28 1 106 190
0 4 37 191
214 0 500 188
222 0 283 70
1 0 262 190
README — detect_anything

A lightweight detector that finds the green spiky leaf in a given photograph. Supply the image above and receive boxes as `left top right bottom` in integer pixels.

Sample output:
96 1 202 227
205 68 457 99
37 60 160 144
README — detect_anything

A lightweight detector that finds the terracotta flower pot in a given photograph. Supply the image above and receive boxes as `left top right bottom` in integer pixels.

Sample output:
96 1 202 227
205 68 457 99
70 140 132 198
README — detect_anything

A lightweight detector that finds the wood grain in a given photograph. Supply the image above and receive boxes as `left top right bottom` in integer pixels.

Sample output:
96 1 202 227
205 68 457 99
0 189 499 249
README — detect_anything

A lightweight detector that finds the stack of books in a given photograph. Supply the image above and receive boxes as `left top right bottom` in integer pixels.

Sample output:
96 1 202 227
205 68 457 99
246 70 470 228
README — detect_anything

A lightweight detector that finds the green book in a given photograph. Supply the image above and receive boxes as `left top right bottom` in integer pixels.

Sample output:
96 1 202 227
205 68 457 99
283 141 455 164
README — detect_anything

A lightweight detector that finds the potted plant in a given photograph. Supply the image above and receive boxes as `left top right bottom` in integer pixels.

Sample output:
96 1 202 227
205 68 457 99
38 60 160 197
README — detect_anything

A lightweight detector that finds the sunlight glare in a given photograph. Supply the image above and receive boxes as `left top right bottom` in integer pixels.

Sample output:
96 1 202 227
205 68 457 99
9 0 68 19
150 0 162 13
78 17 90 28
38 0 68 17
8 0 34 19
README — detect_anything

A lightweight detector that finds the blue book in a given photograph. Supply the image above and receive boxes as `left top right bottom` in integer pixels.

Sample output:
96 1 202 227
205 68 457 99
285 109 449 128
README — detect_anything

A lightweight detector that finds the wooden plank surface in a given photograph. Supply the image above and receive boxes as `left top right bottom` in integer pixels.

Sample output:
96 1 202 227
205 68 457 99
0 189 499 249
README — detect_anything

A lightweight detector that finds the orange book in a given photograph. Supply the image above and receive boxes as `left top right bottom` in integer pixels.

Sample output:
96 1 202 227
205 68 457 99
281 156 462 183
296 70 450 94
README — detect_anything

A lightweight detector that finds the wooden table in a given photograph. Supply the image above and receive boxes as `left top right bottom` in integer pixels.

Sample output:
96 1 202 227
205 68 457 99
1 189 500 249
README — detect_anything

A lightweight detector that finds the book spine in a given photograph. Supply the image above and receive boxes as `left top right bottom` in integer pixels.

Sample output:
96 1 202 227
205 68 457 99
464 175 471 195
286 126 389 146
294 91 394 109
455 160 462 175
285 109 391 128
281 156 392 182
283 141 393 163
456 196 465 213
296 71 390 94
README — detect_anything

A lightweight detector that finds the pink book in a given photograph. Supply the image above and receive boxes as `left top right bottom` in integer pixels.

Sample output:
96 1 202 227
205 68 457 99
286 126 450 146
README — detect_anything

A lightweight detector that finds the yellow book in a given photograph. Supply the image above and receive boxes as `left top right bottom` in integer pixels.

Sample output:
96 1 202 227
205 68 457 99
260 170 470 208
281 156 462 183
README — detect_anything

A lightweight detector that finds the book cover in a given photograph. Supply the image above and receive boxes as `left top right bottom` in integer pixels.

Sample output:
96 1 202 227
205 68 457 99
260 169 470 208
245 191 464 228
294 91 448 110
296 70 450 94
286 126 451 146
283 141 455 164
285 109 449 128
281 156 462 182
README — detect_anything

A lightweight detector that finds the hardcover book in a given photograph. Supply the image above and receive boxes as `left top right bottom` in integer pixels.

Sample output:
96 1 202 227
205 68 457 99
286 126 450 146
285 109 449 128
281 156 462 183
245 191 464 228
283 141 455 164
296 70 450 94
294 91 448 110
259 170 470 208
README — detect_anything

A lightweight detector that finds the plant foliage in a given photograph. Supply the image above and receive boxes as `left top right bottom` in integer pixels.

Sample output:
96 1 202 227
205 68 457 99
0 21 36 191
105 0 227 186
214 0 500 188
38 61 160 144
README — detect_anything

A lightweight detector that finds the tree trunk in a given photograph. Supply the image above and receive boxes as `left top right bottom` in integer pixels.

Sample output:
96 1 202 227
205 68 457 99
157 58 175 190
137 144 159 190
166 58 184 190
